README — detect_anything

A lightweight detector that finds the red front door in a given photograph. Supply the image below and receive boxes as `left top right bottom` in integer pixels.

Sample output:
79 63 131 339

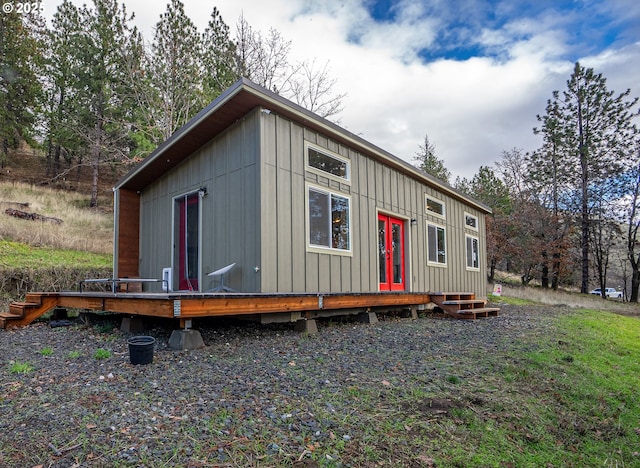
378 214 405 291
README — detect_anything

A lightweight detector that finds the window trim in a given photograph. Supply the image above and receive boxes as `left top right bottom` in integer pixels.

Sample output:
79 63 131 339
464 212 479 231
425 194 446 219
426 222 447 267
306 183 352 256
465 234 480 271
305 142 351 183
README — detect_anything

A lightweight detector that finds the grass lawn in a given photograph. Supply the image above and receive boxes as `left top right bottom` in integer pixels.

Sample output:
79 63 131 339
388 308 640 467
0 240 112 269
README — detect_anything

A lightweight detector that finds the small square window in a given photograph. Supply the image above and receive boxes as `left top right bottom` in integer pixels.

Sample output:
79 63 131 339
465 213 478 230
426 195 445 218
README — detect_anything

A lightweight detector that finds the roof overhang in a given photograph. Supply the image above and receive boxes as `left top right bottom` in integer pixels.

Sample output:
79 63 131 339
114 78 491 214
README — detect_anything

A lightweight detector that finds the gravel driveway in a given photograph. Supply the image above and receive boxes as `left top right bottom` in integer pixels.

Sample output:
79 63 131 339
0 304 561 467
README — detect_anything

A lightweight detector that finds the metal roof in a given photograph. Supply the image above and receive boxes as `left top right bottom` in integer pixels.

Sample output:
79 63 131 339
114 78 491 214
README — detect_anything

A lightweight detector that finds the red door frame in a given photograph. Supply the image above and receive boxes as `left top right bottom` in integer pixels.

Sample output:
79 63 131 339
378 214 405 291
178 194 199 291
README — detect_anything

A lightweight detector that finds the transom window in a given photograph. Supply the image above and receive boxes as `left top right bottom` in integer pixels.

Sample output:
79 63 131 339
427 223 447 265
306 144 350 181
308 186 351 252
426 195 445 218
465 213 478 230
466 235 480 270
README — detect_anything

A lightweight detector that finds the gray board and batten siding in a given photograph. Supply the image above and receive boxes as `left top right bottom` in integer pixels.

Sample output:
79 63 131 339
114 78 490 297
259 111 488 296
137 110 262 293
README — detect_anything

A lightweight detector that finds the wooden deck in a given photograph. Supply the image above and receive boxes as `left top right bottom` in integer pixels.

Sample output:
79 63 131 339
1 291 437 329
1 290 500 329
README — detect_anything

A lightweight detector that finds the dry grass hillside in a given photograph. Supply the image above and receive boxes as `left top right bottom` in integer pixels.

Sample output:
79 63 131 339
0 148 124 253
493 283 639 316
0 150 116 308
0 146 124 196
0 182 113 255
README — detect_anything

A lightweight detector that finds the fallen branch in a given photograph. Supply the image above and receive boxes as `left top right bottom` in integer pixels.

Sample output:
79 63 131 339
0 201 30 209
4 208 63 224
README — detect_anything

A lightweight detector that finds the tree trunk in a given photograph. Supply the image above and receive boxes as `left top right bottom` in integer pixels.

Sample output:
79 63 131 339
631 269 640 303
552 254 560 290
1 137 8 167
46 137 53 177
488 258 496 283
90 119 101 208
578 96 589 294
541 252 549 288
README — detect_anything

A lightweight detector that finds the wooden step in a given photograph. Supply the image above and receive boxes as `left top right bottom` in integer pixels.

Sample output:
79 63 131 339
455 307 500 319
0 311 18 328
442 299 487 308
430 292 476 301
441 299 484 305
9 302 37 316
1 294 60 329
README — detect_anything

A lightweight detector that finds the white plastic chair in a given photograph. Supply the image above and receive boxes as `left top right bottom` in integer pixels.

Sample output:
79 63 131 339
207 263 237 292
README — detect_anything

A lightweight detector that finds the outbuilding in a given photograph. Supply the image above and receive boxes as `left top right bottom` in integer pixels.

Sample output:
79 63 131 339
114 78 490 299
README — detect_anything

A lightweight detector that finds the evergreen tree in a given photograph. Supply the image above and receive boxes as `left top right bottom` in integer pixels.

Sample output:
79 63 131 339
459 165 511 282
201 7 237 103
43 0 84 178
76 0 139 207
626 143 640 302
413 133 450 183
532 62 639 293
149 0 204 141
0 10 43 162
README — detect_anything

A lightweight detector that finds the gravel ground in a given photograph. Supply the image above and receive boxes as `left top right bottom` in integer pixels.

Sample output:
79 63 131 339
0 304 564 467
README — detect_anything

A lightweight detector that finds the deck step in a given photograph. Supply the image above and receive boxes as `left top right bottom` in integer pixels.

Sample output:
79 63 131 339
9 302 38 316
455 307 500 319
1 294 59 329
430 292 499 319
442 300 487 307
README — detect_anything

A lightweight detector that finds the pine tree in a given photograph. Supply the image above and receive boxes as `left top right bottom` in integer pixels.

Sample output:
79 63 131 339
149 0 204 140
201 7 237 103
533 62 639 293
75 0 139 207
626 144 640 302
0 10 43 162
43 0 84 178
413 133 450 183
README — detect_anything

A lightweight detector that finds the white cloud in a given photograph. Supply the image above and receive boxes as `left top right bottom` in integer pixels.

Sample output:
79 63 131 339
44 0 640 179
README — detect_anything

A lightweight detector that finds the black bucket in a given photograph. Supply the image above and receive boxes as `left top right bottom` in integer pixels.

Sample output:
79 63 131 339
127 336 155 365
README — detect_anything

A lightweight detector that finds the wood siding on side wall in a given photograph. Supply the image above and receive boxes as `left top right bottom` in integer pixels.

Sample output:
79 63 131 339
115 189 140 278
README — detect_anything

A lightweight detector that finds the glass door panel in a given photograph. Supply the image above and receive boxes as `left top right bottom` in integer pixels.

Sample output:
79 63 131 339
177 193 199 291
378 214 405 291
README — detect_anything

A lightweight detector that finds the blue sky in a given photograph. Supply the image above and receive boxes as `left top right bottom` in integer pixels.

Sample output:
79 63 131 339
46 0 640 179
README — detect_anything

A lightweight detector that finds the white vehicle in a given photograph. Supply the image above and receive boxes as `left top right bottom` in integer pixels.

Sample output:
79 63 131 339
589 287 623 299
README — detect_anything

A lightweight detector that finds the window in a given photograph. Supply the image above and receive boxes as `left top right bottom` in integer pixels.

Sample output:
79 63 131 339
427 223 447 265
465 213 478 230
426 195 445 218
466 235 480 270
308 186 351 252
306 144 350 181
